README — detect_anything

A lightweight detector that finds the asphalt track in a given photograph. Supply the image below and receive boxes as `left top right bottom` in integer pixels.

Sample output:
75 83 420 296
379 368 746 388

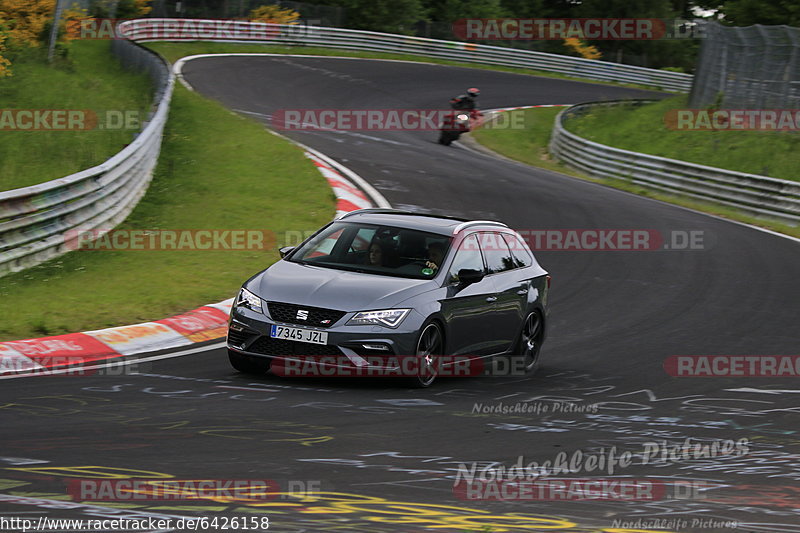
1 57 799 533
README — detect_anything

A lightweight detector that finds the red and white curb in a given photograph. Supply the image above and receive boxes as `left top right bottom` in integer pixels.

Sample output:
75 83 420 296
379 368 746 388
1 54 390 376
306 152 372 216
0 149 380 376
0 300 234 375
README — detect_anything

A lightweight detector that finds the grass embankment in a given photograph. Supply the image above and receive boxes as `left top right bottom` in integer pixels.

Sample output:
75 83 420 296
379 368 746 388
0 81 334 340
471 107 565 173
566 96 800 181
471 104 800 238
0 41 153 190
145 41 657 91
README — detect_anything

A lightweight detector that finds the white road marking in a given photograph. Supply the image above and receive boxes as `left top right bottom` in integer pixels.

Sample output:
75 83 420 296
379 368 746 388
725 388 800 395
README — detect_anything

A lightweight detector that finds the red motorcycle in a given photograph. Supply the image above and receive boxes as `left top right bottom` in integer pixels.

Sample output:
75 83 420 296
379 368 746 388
438 109 482 146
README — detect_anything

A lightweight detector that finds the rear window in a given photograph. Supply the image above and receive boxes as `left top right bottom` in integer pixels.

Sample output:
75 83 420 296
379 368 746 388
479 232 516 274
501 233 533 268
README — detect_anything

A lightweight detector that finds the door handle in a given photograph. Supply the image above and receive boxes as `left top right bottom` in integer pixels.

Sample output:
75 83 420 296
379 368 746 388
485 296 498 302
516 289 529 295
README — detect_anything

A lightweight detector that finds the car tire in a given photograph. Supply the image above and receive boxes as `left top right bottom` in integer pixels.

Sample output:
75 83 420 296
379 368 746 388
407 321 444 388
228 349 271 375
438 132 452 146
514 310 544 375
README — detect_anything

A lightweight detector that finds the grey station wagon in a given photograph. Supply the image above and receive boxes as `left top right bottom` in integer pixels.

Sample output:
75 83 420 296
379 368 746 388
227 209 550 387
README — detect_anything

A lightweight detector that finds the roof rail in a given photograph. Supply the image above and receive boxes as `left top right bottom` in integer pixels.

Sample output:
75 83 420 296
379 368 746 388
337 208 401 220
337 209 470 223
452 220 509 234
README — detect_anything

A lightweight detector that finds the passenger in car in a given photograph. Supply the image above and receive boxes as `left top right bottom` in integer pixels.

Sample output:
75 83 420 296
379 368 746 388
368 241 384 266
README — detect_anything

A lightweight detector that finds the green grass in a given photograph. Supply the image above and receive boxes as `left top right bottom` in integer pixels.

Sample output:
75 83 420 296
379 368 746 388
0 41 153 190
0 83 335 340
145 41 660 92
471 107 800 238
472 107 565 174
565 96 800 181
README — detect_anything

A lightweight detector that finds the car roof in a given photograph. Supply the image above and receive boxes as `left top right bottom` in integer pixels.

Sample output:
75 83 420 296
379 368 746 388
337 209 508 236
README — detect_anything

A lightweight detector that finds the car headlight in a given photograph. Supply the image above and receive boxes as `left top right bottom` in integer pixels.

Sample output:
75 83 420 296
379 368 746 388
235 288 263 313
347 309 411 328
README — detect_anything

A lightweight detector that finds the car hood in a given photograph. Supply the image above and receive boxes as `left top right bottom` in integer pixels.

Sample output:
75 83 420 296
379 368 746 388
250 260 436 311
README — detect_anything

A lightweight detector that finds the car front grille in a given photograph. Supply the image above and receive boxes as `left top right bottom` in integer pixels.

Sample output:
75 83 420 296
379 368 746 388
248 336 343 357
266 302 346 328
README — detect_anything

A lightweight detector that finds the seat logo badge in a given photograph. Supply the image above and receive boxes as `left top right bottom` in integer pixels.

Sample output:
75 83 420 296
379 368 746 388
296 310 309 320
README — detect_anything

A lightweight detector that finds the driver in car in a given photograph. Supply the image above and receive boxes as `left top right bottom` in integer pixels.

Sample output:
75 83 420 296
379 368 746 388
425 241 445 271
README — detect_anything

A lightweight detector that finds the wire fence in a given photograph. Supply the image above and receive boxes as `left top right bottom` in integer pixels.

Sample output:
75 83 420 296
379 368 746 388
690 22 800 109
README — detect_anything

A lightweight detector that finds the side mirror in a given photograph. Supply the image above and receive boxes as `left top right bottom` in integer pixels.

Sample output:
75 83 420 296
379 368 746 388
457 268 485 285
279 246 296 259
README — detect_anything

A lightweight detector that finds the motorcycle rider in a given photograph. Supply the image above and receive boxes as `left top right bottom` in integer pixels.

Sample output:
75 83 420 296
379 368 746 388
438 88 482 145
450 87 480 111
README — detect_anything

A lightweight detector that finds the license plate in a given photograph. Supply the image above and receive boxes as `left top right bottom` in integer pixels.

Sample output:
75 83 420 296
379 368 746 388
270 325 328 345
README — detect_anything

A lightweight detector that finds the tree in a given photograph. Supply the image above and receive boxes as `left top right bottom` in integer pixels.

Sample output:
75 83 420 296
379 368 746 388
249 5 301 24
422 0 507 22
312 0 426 34
88 0 151 18
0 0 96 73
0 23 10 76
0 0 57 48
718 0 800 26
499 0 580 18
563 37 602 59
572 0 698 69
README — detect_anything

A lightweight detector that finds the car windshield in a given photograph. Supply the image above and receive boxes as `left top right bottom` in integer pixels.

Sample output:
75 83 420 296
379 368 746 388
289 222 453 280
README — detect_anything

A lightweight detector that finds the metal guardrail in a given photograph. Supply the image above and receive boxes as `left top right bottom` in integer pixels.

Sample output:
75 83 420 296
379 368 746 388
549 101 800 225
117 18 693 92
7 20 782 279
0 40 173 278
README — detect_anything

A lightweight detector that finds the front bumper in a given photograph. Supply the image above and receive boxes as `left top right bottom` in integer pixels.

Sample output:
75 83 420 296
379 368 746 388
227 306 425 371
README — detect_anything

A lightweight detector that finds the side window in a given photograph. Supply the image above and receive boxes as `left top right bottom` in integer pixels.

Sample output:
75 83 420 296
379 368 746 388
501 233 533 268
448 234 484 283
351 228 376 252
480 232 515 274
